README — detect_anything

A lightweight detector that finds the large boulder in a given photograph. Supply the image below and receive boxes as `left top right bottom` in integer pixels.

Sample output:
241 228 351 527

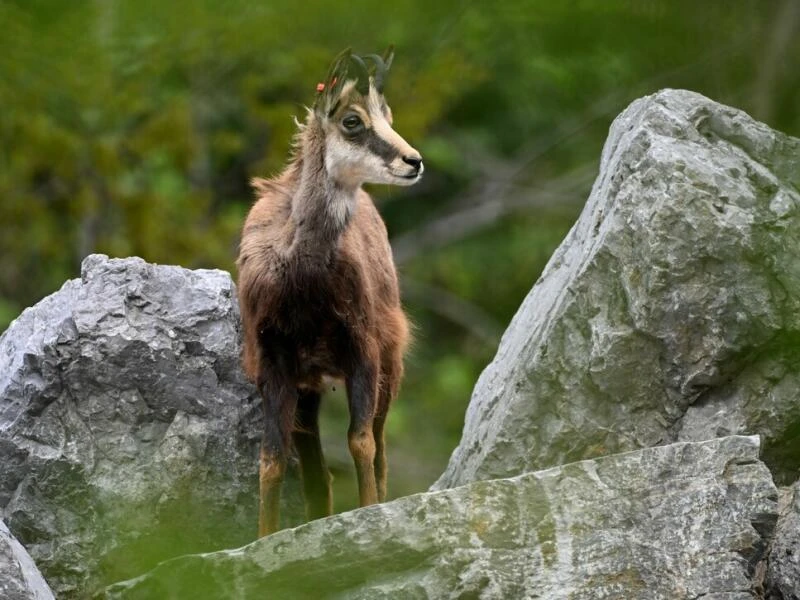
102 435 778 599
0 520 55 600
434 89 800 491
0 255 301 598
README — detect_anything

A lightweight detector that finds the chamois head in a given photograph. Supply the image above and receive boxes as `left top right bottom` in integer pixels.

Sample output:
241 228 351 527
314 47 423 188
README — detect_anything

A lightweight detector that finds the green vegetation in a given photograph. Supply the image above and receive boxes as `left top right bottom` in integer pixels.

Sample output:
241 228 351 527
1 0 798 511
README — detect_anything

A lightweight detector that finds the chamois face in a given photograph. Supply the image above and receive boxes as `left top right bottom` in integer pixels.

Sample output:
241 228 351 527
322 82 423 188
315 48 423 189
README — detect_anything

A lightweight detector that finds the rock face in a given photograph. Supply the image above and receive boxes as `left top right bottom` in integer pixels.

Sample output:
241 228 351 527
102 436 778 600
0 255 303 598
0 520 55 600
766 482 800 599
434 89 800 491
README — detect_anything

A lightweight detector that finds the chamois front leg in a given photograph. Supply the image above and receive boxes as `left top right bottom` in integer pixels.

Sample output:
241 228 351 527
257 364 298 537
346 360 379 507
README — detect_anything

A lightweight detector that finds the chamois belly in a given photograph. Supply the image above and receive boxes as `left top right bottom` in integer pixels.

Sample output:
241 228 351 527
263 280 362 391
293 319 350 388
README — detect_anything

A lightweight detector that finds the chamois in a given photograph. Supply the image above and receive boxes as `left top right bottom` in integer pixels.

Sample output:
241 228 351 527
236 47 422 537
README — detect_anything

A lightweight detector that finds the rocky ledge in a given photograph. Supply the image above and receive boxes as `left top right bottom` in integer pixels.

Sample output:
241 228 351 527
103 436 777 599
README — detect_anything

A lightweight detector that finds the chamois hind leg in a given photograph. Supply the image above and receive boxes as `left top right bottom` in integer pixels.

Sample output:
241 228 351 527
346 360 379 507
373 351 403 502
292 389 332 521
257 362 298 538
372 410 388 503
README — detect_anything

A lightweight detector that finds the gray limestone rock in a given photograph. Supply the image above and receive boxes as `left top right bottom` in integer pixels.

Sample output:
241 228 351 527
102 435 778 600
434 89 800 491
0 255 301 598
0 520 55 600
766 482 800 599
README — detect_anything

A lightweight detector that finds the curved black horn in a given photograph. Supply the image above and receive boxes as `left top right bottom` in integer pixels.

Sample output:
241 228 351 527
364 45 394 93
349 54 371 95
363 54 386 92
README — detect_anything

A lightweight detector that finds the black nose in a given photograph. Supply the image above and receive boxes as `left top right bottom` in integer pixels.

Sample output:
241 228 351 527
402 155 423 169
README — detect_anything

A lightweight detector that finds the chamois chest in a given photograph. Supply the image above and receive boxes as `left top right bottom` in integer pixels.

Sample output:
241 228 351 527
264 255 370 386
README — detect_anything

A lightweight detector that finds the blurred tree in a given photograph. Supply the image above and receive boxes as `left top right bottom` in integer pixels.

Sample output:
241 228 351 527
1 0 799 512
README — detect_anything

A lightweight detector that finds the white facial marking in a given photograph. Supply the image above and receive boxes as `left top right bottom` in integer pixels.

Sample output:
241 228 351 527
324 83 422 188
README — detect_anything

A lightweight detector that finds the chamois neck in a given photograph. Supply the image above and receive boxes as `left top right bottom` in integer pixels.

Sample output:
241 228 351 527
288 118 358 255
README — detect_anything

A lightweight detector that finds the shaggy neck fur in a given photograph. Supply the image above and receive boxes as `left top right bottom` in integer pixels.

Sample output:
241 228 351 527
288 115 358 257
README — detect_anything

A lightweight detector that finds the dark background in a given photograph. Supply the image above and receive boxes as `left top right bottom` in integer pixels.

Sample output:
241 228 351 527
2 0 799 511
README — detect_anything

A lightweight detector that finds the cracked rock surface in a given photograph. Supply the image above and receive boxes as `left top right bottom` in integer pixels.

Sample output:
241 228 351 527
0 255 304 598
434 89 800 492
766 482 800 599
103 436 778 600
0 520 55 600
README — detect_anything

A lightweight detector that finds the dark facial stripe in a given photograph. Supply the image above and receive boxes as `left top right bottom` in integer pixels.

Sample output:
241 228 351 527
364 128 399 163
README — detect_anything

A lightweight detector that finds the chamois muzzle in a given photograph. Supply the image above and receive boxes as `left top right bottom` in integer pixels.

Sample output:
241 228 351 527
402 155 422 169
400 153 425 185
399 154 423 180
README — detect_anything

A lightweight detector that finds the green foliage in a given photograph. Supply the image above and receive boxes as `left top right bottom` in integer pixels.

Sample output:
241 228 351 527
2 0 799 515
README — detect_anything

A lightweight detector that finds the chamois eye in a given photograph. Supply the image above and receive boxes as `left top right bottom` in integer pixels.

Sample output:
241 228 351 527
342 115 362 130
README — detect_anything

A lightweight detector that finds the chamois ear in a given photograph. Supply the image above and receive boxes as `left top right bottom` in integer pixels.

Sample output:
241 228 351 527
382 45 394 72
315 47 352 115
